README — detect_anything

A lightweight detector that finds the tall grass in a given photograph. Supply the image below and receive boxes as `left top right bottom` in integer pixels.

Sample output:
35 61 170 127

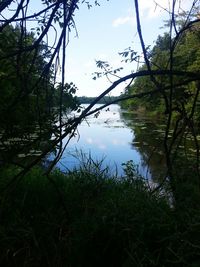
0 160 200 267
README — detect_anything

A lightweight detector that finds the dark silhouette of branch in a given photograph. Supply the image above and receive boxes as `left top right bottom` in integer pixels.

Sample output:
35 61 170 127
0 2 57 24
134 0 170 114
1 66 200 192
1 0 200 204
0 0 13 13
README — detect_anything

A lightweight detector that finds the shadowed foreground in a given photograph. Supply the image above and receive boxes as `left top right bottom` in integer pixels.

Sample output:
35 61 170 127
0 164 200 267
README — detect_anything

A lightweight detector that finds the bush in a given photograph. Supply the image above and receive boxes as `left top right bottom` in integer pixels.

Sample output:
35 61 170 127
0 165 199 266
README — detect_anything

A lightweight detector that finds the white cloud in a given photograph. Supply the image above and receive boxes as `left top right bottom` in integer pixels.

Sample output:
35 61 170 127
138 0 193 19
112 139 119 145
112 15 135 27
86 137 93 144
98 144 107 150
138 0 169 19
111 0 175 27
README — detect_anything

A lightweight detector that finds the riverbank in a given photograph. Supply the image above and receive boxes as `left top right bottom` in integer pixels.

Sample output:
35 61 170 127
0 164 200 267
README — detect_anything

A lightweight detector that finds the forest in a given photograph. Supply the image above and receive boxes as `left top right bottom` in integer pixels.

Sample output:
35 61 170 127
0 0 200 266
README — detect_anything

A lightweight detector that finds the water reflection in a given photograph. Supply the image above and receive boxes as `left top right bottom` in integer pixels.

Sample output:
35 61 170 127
49 104 168 178
50 104 144 176
121 111 167 182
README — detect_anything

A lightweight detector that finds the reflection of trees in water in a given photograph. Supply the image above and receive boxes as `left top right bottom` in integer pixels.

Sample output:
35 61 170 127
120 110 167 182
0 127 53 168
121 109 200 187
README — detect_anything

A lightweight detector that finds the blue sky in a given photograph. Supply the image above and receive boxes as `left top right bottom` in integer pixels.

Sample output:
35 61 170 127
64 0 192 96
1 0 193 96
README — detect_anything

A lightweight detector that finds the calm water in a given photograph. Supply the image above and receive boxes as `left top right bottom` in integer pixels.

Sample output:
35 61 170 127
49 104 167 178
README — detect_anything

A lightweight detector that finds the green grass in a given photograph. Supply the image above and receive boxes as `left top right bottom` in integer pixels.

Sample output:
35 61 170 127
0 163 200 267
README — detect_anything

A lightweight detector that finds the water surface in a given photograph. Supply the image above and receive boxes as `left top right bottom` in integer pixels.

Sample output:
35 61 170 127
51 104 162 177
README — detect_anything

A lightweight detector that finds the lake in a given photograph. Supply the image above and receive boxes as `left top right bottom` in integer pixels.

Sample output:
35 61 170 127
49 104 167 179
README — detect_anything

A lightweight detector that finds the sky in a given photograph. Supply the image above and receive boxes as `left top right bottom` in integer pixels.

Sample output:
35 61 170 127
64 0 193 96
1 0 194 97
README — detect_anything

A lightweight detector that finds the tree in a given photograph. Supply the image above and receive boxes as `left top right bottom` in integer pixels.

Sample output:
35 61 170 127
119 3 200 207
0 0 200 202
0 24 52 127
0 24 79 166
1 2 200 266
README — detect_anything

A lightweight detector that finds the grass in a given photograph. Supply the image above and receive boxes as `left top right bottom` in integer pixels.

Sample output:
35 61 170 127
0 161 200 267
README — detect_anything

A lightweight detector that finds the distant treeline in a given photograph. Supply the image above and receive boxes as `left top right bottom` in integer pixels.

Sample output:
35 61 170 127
78 95 120 104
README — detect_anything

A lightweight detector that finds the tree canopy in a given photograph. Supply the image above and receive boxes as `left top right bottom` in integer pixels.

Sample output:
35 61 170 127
1 1 200 266
0 0 200 193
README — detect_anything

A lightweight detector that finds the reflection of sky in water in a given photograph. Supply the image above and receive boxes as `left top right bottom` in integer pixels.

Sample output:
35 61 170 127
51 104 147 176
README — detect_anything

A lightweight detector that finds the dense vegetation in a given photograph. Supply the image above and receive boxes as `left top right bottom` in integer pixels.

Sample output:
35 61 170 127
0 163 200 267
0 25 79 166
0 1 200 266
121 17 200 118
0 25 53 132
119 11 200 224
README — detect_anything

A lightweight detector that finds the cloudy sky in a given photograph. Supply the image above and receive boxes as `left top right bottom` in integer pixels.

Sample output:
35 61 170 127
64 0 193 97
2 0 194 97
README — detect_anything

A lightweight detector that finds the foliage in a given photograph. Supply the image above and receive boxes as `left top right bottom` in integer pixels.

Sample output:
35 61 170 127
0 24 79 166
0 1 200 266
54 82 80 111
0 164 200 267
119 8 200 230
0 25 52 131
121 20 200 116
